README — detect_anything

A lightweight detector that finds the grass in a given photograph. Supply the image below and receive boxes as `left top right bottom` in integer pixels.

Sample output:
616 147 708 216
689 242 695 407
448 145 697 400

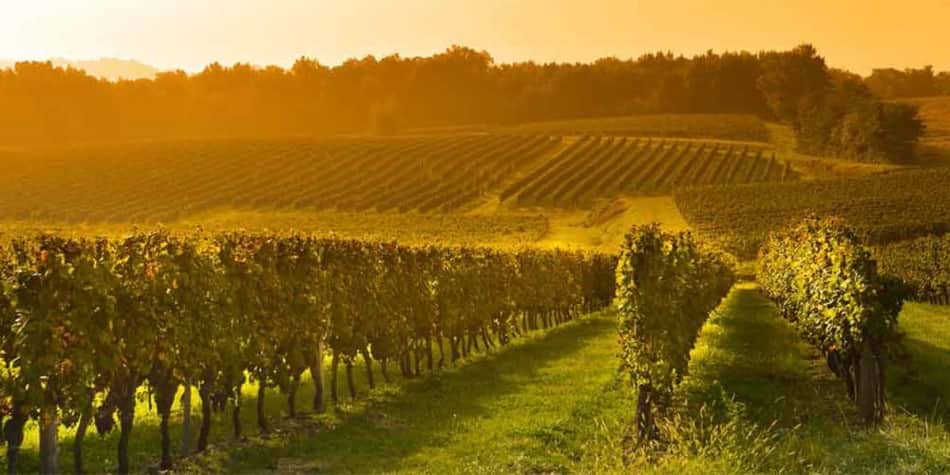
213 314 626 474
6 313 623 474
9 344 400 473
535 197 688 252
889 302 950 426
633 284 950 474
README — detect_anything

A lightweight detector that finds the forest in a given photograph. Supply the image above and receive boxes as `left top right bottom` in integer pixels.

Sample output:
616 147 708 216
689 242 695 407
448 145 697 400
0 45 924 163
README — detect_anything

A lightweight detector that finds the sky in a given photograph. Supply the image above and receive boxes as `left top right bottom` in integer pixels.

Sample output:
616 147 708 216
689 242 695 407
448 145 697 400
1 0 948 75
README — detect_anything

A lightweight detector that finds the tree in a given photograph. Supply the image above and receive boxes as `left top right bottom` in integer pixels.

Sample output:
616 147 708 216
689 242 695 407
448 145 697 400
757 44 831 125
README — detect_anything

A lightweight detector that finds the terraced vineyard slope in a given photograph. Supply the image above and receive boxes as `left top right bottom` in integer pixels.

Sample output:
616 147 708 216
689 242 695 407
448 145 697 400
0 134 561 222
504 136 796 208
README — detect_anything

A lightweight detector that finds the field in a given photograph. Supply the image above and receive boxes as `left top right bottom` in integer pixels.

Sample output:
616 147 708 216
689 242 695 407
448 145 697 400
502 114 771 142
2 112 950 475
896 96 950 161
0 211 551 248
0 123 785 225
0 134 561 221
674 168 950 258
504 136 794 208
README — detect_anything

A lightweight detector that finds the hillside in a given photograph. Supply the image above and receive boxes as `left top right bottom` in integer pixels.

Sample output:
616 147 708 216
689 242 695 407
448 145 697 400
3 110 945 258
897 96 950 161
500 114 770 142
0 115 777 225
674 168 950 258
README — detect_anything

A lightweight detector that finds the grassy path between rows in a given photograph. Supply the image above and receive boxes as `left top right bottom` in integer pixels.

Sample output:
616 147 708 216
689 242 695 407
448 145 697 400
654 283 950 474
209 314 628 474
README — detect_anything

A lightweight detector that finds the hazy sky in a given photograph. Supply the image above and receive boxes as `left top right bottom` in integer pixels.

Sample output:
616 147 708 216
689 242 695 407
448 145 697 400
1 0 948 75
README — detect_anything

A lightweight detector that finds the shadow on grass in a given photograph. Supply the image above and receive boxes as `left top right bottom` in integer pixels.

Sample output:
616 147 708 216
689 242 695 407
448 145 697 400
889 337 950 430
6 317 613 474
672 284 950 473
680 285 823 426
219 316 615 473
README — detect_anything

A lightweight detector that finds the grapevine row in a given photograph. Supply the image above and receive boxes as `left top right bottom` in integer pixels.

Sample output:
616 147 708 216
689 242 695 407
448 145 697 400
675 168 950 259
504 137 792 208
614 225 736 443
876 234 950 304
0 232 616 473
757 218 905 423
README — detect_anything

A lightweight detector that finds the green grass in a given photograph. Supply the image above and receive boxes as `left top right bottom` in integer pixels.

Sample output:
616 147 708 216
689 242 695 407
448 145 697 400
9 348 391 473
632 284 950 474
211 314 628 474
889 302 950 426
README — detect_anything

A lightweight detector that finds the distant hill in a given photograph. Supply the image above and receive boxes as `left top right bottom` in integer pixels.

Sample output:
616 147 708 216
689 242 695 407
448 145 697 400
0 57 159 81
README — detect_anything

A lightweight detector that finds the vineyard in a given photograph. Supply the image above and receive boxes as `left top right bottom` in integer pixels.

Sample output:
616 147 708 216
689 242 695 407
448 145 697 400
503 113 771 142
0 231 615 473
0 134 561 222
876 234 950 304
504 136 796 208
0 130 791 224
674 168 950 258
1 114 949 473
0 211 552 249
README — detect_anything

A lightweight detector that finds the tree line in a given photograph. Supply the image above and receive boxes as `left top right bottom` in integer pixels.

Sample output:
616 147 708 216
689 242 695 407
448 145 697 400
865 66 950 99
0 45 925 162
0 232 616 474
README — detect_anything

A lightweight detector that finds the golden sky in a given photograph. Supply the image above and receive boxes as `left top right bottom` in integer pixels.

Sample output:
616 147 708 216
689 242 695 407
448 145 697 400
1 0 948 75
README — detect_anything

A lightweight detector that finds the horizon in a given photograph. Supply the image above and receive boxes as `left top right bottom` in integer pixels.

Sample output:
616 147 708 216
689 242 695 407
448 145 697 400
1 2 950 473
2 0 950 76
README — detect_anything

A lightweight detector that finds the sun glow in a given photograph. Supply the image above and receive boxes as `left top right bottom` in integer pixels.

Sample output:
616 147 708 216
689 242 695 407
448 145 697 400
0 0 948 74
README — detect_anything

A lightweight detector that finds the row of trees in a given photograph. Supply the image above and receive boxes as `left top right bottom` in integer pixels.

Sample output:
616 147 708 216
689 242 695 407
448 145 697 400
757 218 905 424
0 45 924 162
0 47 772 145
614 225 736 444
761 45 925 162
0 232 616 474
865 66 950 99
